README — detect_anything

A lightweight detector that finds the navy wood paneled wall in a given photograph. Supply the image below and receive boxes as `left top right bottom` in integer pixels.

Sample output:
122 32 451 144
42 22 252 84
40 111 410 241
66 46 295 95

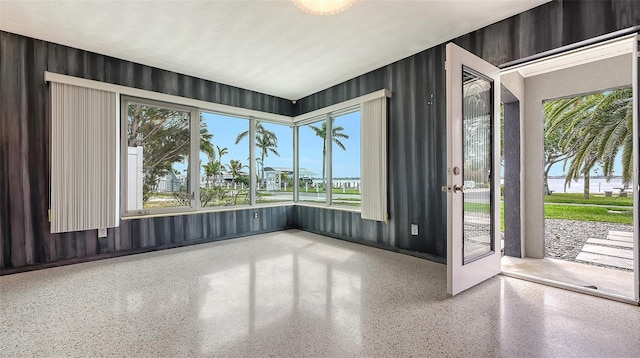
2 0 640 273
294 0 640 258
0 30 293 272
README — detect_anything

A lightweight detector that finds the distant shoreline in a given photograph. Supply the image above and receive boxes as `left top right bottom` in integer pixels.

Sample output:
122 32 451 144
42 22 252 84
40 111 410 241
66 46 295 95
547 176 624 180
546 177 627 194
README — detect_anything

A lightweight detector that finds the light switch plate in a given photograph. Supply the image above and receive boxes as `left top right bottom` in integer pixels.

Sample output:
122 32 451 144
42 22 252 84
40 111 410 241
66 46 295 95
411 224 418 236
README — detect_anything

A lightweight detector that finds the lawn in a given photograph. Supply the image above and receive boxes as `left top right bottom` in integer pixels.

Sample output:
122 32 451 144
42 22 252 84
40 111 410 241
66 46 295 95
544 204 632 224
284 187 361 195
465 197 634 228
544 193 632 206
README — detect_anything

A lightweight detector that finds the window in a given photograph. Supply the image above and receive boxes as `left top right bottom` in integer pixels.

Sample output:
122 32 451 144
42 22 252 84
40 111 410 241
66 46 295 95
297 119 328 204
331 111 361 207
122 98 196 214
201 112 250 207
122 96 298 216
296 110 361 207
119 88 385 217
256 122 293 204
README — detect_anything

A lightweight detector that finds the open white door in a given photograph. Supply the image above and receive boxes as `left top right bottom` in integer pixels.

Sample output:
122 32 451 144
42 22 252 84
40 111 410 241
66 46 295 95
446 43 501 295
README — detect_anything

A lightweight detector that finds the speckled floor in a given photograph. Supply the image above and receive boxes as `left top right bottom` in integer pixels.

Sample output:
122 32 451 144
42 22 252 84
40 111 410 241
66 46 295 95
1 229 640 357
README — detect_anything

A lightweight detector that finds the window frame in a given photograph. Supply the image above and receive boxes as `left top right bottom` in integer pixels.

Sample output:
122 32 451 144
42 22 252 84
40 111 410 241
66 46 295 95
330 109 362 209
121 97 299 218
294 105 361 210
197 110 254 209
252 120 296 205
120 96 200 217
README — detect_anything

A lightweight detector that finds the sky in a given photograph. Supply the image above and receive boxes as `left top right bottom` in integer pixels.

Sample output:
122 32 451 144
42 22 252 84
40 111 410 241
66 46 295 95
174 111 362 179
299 111 361 178
177 109 624 180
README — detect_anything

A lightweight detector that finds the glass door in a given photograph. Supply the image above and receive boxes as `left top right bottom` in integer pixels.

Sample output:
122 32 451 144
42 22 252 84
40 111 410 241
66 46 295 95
446 43 501 295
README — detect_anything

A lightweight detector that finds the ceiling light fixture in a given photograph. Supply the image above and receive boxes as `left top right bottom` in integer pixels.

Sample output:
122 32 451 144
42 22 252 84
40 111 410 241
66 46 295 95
292 0 355 16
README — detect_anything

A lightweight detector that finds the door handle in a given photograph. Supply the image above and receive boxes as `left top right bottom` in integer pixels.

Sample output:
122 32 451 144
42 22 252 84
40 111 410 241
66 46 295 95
453 184 464 193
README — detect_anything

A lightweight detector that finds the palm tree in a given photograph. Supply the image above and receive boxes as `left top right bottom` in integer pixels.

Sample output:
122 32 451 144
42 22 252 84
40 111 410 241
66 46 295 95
227 159 248 183
543 107 574 195
215 146 228 180
546 88 632 198
309 118 349 185
235 121 280 183
202 161 220 187
127 106 215 202
199 117 215 161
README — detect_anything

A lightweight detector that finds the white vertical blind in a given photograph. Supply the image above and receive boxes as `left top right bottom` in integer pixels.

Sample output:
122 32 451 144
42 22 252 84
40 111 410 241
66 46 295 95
360 97 387 221
51 83 119 233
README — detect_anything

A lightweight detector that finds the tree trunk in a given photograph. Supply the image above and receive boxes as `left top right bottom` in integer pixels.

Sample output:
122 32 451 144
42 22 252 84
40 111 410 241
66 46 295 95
544 165 552 195
583 171 590 199
321 148 326 189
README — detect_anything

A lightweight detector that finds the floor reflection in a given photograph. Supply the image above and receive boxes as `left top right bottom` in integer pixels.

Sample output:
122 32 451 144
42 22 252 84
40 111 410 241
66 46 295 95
2 230 639 357
196 234 362 354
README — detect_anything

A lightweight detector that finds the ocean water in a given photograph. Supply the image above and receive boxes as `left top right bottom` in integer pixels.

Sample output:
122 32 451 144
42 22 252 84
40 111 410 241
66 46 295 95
546 178 628 194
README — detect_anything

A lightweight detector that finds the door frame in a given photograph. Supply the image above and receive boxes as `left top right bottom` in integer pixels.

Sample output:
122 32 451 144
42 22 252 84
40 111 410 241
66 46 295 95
499 33 640 304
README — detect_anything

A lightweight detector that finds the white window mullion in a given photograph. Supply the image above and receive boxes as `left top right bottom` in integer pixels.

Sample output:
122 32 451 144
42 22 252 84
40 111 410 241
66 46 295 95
249 116 257 205
293 125 299 202
192 108 201 210
326 114 332 205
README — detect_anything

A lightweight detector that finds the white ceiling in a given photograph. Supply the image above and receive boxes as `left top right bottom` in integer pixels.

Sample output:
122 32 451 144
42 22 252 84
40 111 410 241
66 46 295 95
0 0 550 100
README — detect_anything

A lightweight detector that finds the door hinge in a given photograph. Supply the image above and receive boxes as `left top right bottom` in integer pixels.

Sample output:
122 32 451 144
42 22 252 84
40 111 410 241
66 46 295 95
48 209 51 222
444 60 448 71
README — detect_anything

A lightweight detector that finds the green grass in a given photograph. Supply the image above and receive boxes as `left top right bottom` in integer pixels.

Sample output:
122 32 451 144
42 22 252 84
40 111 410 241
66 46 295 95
544 193 632 206
544 205 632 224
465 200 633 229
269 187 361 195
463 202 505 231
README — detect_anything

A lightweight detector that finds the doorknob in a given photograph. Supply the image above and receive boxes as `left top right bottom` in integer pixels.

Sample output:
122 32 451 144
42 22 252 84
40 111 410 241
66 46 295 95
453 184 464 193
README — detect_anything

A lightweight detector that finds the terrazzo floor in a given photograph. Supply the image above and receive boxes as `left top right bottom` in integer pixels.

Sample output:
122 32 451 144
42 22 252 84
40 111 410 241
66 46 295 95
1 229 640 357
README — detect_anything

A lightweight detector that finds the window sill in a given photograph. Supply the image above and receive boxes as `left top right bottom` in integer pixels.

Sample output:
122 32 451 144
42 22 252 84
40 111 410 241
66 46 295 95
120 201 362 220
121 201 295 220
294 202 362 214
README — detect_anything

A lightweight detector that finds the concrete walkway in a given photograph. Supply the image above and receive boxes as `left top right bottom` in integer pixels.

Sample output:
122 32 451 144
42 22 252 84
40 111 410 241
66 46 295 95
576 230 635 270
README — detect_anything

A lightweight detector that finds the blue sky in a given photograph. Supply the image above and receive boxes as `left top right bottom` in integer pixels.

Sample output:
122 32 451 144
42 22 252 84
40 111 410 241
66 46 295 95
298 112 361 178
177 111 362 178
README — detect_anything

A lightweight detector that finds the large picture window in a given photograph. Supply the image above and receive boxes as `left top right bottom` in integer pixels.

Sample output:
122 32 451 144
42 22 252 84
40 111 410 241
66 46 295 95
296 110 361 207
201 112 250 207
119 89 383 217
121 97 296 216
331 111 361 207
254 122 293 204
123 98 196 214
298 119 328 204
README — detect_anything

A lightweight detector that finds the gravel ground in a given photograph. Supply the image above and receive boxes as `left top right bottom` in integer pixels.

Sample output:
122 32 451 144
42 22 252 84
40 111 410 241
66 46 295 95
545 219 633 270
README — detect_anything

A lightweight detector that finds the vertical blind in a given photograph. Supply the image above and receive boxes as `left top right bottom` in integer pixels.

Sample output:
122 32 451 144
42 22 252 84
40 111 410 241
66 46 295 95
360 97 388 222
50 83 119 233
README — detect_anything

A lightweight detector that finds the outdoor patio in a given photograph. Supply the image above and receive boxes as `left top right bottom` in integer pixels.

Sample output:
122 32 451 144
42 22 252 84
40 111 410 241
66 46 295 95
503 219 635 298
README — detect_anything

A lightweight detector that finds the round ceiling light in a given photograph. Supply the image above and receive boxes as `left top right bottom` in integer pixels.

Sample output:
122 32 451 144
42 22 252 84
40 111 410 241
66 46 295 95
292 0 355 15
